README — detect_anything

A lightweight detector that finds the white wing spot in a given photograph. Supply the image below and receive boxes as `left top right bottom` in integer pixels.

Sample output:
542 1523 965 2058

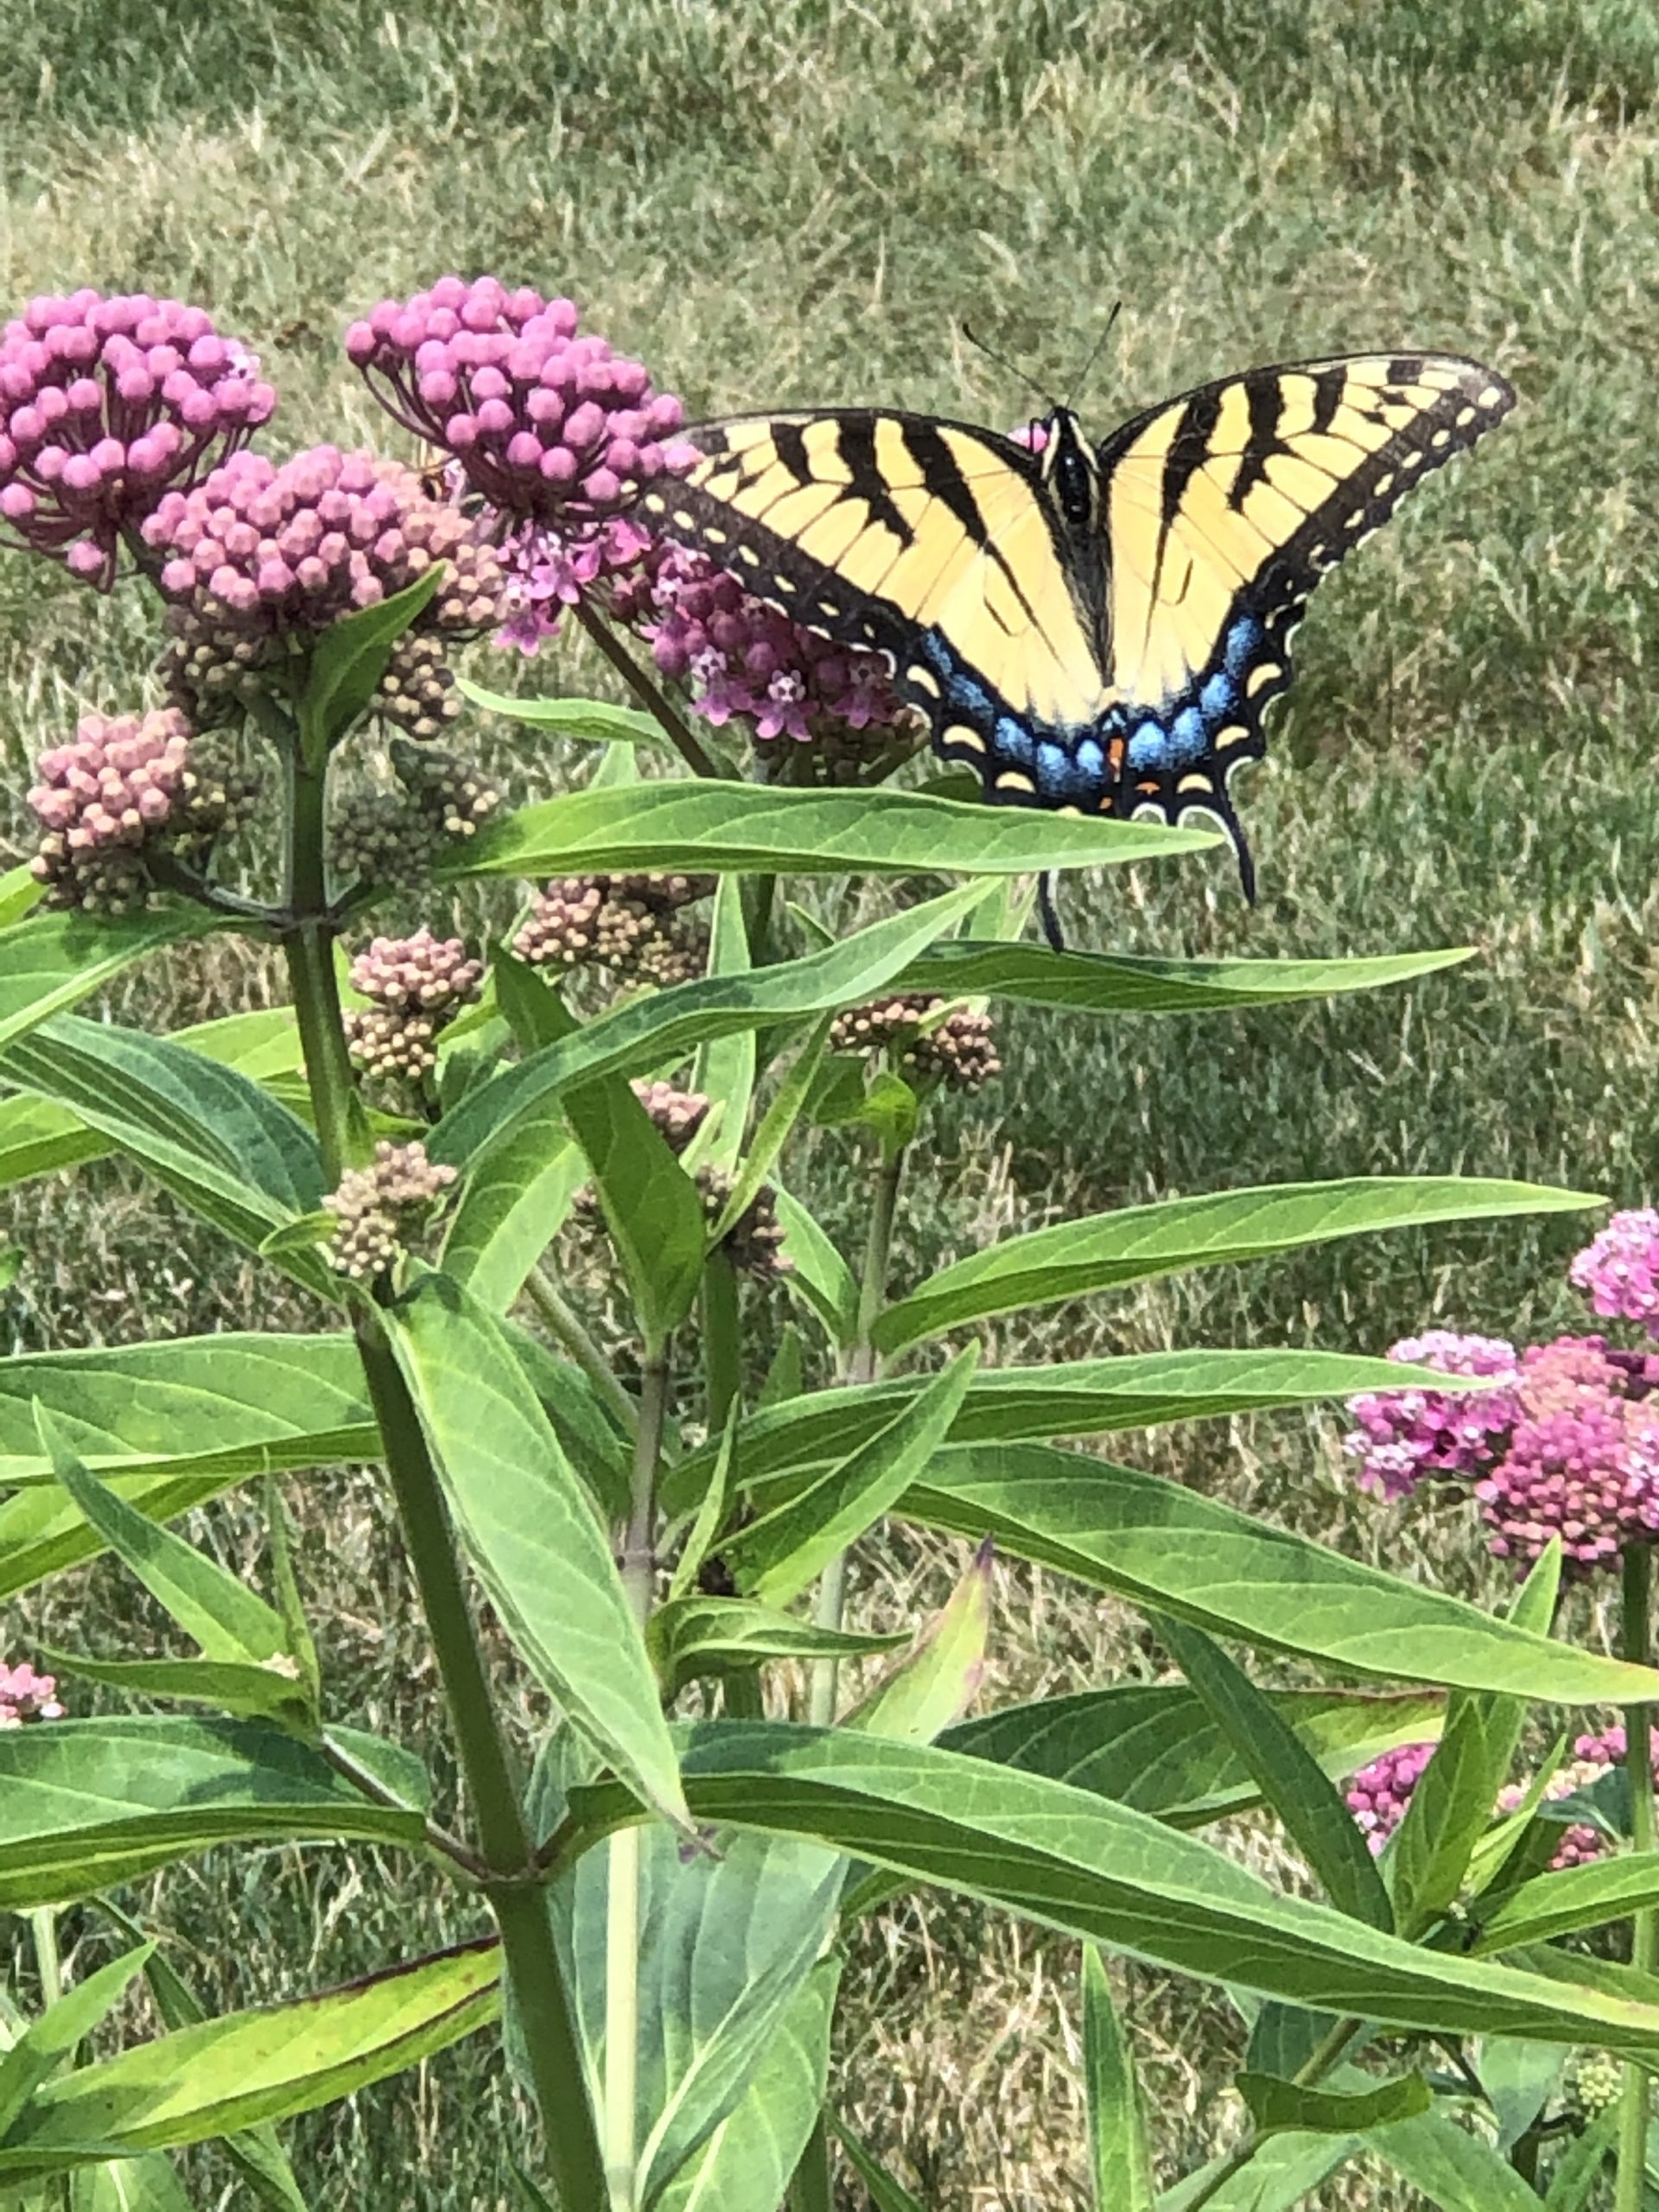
1455 404 1478 427
995 771 1036 794
1430 428 1452 448
907 664 942 697
1402 448 1426 469
1478 385 1507 410
1178 772 1214 794
737 543 761 564
1246 663 1282 697
1371 472 1395 499
942 722 986 753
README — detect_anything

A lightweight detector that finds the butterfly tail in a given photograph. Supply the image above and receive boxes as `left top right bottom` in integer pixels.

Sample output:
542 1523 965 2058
1037 872 1067 952
1210 798 1257 906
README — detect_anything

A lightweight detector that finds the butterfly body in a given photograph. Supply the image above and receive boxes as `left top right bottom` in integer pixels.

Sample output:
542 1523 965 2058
639 354 1516 898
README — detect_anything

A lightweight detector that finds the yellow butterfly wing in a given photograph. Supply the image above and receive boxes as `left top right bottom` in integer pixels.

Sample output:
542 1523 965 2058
1094 353 1516 884
639 409 1111 750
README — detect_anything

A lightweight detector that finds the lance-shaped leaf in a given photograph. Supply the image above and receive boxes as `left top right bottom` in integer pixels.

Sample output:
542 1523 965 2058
437 779 1211 880
691 875 754 1174
1473 1851 1659 1955
648 1598 906 1700
1370 2101 1547 2210
906 1443 1659 1703
1159 2132 1358 2211
385 1269 687 1827
0 1333 376 1488
428 882 987 1170
1237 2069 1430 2136
1545 2110 1615 2210
1159 1618 1392 1929
942 1684 1442 1830
653 1960 840 2212
662 1348 1511 1510
562 1075 707 1351
0 1471 239 1603
830 2120 927 2212
437 1098 585 1313
0 1018 330 1294
708 1020 833 1248
773 1190 858 1346
875 1176 1601 1353
0 906 213 1055
563 1723 1659 2056
1389 1545 1558 1934
0 1945 154 2140
722 1347 979 1608
0 1942 499 2173
1083 1948 1154 2210
0 1716 423 1909
895 939 1472 1014
844 1539 992 1743
0 860 42 928
456 680 674 747
298 565 443 761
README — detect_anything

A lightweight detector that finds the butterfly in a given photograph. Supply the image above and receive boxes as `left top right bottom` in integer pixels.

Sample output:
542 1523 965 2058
637 353 1516 938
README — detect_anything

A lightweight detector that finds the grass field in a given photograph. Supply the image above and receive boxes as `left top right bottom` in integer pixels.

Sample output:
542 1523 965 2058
3 2 1659 2204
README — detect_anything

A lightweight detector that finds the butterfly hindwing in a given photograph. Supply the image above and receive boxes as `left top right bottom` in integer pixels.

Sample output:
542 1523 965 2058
1092 352 1516 873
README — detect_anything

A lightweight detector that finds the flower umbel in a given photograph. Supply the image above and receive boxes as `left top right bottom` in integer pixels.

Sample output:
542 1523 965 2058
345 929 483 1085
1572 1209 1659 1338
324 1141 457 1281
1343 1331 1521 1501
512 871 714 988
0 1661 63 1727
1475 1336 1659 1571
830 994 1002 1094
0 290 275 588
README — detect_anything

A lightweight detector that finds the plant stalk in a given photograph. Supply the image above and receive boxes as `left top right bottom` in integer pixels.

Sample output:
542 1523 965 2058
524 1262 639 1435
1618 1540 1656 2212
1179 2016 1363 2212
787 2113 836 2212
606 1342 672 2210
573 598 727 780
700 1250 742 1436
29 1908 61 2008
809 1143 907 1726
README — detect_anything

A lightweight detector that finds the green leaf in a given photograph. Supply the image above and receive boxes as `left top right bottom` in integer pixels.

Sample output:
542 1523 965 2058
0 1018 330 1294
0 860 43 929
438 1103 584 1313
1370 2101 1548 2210
35 1649 315 1725
724 1347 980 1607
773 1191 858 1346
1083 1948 1155 2211
662 1348 1522 1510
648 1598 905 1699
1159 1618 1393 1929
943 1683 1442 1830
0 908 213 1056
0 1942 499 2172
0 1332 375 1489
562 1076 707 1350
1544 2108 1615 2210
1158 2132 1357 2211
437 779 1213 882
1474 1850 1659 1954
454 681 672 747
708 1021 832 1248
0 1472 234 1604
896 939 1475 1014
565 1724 1659 2056
906 1441 1659 1703
875 1175 1602 1353
1477 2034 1567 2151
653 1959 839 2212
256 1211 335 1259
845 1539 992 1743
667 1415 738 1606
0 1947 154 2140
385 1269 688 1827
0 1716 422 1909
298 565 444 763
1236 2069 1430 2136
428 883 988 1171
691 876 754 1174
1389 1547 1556 1933
829 2119 926 2212
68 2152 194 2209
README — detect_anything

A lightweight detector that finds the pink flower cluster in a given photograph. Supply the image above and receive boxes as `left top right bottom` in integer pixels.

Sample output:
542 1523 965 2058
0 291 274 587
1345 1741 1434 1851
1475 1336 1659 1570
1573 1210 1659 1336
1350 1737 1617 1870
142 446 480 635
1344 1330 1521 1499
346 276 696 527
611 543 910 748
28 707 191 851
0 1660 62 1727
349 928 482 1012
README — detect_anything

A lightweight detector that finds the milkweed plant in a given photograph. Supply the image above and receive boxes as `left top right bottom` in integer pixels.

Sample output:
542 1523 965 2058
2 275 1658 2212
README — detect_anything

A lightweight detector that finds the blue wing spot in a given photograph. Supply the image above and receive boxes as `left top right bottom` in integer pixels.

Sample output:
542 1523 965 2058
1224 615 1263 679
1128 720 1169 772
1035 740 1076 796
1170 707 1207 766
994 717 1035 768
1201 671 1236 720
1075 737 1106 779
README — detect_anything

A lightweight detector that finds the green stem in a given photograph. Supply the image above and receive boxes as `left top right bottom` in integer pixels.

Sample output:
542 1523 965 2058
281 744 362 1183
1618 1541 1656 2212
808 1144 907 1726
607 1343 672 2211
524 1263 639 1435
1179 2017 1363 2212
29 1908 61 2008
787 2113 835 2212
574 598 727 780
700 1250 741 1435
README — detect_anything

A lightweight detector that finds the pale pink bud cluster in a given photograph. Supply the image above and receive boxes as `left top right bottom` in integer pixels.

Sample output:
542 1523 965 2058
349 927 482 1014
323 1140 457 1281
142 446 493 640
0 290 274 588
612 543 910 754
1572 1210 1659 1337
1474 1337 1659 1571
0 1660 62 1726
1497 1755 1614 1871
1343 1331 1522 1500
1345 1741 1434 1851
346 276 696 527
29 707 191 849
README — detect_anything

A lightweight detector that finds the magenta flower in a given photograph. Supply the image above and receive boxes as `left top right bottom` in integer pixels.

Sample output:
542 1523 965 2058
0 291 275 588
1343 1331 1522 1500
346 276 696 530
609 542 912 761
0 1660 63 1726
1345 1741 1436 1851
1475 1336 1659 1573
1572 1210 1659 1337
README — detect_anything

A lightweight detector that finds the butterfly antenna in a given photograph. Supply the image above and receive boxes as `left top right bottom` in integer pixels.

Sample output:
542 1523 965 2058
1065 300 1123 412
1037 872 1067 952
961 323 1053 410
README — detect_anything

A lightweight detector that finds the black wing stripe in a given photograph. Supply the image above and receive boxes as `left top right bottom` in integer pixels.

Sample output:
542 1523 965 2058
897 419 1043 631
1149 385 1224 611
772 420 816 486
835 418 917 548
1309 366 1348 435
1230 378 1286 511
